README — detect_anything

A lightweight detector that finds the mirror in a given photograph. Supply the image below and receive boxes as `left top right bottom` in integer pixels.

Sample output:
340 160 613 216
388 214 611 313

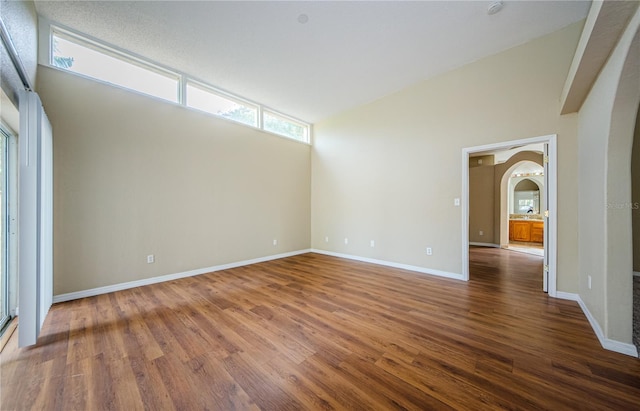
513 179 540 214
508 161 544 219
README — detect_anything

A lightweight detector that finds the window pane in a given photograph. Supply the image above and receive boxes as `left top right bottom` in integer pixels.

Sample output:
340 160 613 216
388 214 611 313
186 83 258 127
263 111 308 142
52 33 179 103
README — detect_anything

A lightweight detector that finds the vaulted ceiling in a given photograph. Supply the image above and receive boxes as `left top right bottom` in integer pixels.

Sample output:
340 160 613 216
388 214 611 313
35 1 591 123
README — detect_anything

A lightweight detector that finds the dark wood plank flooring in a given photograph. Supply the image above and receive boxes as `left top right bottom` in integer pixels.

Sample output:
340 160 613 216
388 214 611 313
2 248 639 410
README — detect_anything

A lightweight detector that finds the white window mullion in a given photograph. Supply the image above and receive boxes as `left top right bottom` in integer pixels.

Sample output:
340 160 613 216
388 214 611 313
258 106 264 130
179 74 187 105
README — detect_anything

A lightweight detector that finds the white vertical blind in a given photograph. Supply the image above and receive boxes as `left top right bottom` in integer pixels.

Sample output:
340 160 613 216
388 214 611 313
18 91 53 347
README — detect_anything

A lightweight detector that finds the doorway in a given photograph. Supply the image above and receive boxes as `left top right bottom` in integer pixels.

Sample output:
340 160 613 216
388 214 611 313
462 135 557 296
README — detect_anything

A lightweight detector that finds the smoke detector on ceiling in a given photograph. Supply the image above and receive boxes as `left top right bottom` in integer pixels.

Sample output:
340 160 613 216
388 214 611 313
487 1 504 15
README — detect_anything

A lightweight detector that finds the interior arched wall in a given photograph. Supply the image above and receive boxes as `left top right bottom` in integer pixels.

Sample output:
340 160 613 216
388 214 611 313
605 16 640 344
494 152 543 246
578 7 640 349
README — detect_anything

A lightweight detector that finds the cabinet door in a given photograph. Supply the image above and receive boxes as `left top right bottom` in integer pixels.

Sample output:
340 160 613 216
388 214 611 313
512 221 531 242
530 222 544 243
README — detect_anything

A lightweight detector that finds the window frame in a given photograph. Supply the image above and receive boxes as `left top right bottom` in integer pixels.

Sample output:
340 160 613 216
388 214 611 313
262 109 311 143
50 27 182 104
0 126 9 332
0 123 18 334
39 19 312 144
185 79 260 128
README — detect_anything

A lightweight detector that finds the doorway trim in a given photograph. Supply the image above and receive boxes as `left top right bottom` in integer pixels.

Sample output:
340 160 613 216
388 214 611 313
461 134 558 297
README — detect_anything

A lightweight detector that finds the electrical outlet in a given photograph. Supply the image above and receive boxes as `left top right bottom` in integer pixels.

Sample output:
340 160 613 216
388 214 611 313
479 230 484 236
147 254 155 264
325 236 329 243
426 247 432 255
454 198 460 206
370 240 375 248
344 238 349 245
273 239 278 246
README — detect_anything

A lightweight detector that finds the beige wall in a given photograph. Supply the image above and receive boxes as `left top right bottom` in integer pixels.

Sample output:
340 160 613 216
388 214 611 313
38 67 311 295
514 179 539 191
312 21 582 291
469 155 494 168
469 165 494 244
577 8 640 343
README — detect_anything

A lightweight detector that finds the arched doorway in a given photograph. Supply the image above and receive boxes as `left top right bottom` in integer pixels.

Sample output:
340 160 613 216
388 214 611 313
499 160 544 253
587 11 640 354
607 29 639 350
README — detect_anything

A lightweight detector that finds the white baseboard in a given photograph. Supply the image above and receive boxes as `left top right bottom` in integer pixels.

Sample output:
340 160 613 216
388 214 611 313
469 242 500 248
53 249 312 304
554 291 579 301
556 292 638 358
633 271 640 277
310 249 463 281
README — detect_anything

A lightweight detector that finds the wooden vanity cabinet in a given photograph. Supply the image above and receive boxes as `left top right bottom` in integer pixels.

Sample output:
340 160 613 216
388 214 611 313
509 220 544 243
530 222 544 243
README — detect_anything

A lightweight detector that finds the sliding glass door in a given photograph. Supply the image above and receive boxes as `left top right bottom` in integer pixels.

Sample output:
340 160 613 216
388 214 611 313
0 126 10 332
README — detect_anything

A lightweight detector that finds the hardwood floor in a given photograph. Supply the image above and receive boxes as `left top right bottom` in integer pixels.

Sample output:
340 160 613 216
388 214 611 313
2 248 639 410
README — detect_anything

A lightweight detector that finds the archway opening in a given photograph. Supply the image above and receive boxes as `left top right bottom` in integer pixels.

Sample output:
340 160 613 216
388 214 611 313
505 163 544 256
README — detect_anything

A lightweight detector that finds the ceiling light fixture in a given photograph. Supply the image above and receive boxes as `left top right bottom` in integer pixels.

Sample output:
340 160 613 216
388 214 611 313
487 1 504 15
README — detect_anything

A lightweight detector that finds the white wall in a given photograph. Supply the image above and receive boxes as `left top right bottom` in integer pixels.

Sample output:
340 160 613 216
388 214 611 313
37 66 311 295
312 22 582 291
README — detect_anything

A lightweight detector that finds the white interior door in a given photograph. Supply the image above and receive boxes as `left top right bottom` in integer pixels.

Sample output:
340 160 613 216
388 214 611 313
18 91 53 347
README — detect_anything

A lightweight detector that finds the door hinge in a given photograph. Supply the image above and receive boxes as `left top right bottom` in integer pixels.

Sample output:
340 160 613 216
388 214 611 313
544 155 549 164
544 265 549 272
544 210 549 217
